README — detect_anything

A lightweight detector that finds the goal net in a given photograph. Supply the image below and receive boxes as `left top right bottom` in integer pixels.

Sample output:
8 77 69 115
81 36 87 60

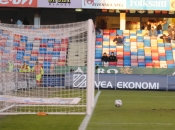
0 19 95 115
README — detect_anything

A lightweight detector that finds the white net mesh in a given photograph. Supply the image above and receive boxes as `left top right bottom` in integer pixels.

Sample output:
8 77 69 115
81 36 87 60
0 21 92 115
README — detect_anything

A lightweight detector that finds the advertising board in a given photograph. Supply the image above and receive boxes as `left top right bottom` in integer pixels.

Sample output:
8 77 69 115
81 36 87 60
0 0 37 7
38 0 82 8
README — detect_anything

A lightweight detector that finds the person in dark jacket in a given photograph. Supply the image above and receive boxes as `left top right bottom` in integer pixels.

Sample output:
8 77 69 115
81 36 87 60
9 18 15 24
113 34 123 46
147 21 151 30
109 52 117 62
101 53 109 66
160 34 171 43
156 21 162 34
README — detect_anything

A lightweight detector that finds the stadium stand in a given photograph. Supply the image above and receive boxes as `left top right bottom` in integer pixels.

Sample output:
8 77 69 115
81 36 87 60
0 27 175 70
95 29 175 68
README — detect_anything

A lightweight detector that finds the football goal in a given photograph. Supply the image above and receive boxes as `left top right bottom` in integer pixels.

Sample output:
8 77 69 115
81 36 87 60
0 19 95 115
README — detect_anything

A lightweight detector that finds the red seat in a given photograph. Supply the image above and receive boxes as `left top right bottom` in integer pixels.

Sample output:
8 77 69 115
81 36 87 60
96 38 103 42
32 50 38 54
146 63 153 66
40 43 47 48
53 47 61 51
17 47 25 50
124 52 131 55
109 62 117 66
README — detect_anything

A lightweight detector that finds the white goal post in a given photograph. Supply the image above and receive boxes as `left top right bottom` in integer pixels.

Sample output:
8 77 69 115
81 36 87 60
0 19 95 115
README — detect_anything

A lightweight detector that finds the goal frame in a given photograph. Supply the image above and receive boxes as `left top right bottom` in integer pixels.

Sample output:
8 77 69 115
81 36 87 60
0 19 95 115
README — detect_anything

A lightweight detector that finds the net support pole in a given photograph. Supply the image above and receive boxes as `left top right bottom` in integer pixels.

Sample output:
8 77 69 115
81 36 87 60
87 19 95 115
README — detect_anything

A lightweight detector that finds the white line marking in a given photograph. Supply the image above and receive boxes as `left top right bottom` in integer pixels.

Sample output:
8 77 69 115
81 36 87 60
89 122 174 125
78 91 101 130
102 95 175 98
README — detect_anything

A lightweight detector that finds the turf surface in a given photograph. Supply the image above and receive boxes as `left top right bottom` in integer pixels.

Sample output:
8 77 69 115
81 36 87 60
0 115 84 130
0 90 175 130
87 90 175 130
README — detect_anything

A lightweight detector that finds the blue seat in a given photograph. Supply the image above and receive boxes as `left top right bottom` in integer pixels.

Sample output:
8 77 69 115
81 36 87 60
130 34 136 36
117 30 123 36
26 47 33 50
96 35 103 38
4 50 10 53
30 56 38 61
54 39 61 44
138 63 145 66
158 44 164 47
137 30 142 34
0 47 4 51
20 39 27 43
26 43 33 47
21 36 27 39
123 36 130 39
96 41 102 45
6 42 13 47
124 56 131 60
145 60 152 63
137 39 144 42
95 61 102 66
24 54 30 56
47 43 54 47
131 52 137 55
13 42 19 47
41 39 48 43
159 56 166 61
110 46 116 48
124 42 130 46
52 52 60 57
167 64 175 68
138 52 144 56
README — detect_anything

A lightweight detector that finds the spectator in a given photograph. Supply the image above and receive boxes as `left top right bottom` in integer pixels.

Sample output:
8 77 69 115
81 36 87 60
32 61 44 87
19 61 31 73
141 23 147 30
147 21 151 30
151 22 156 29
109 52 117 62
168 24 175 35
162 20 169 31
169 30 175 40
113 34 123 46
149 27 157 37
160 34 171 43
23 17 29 25
157 21 162 34
95 24 101 35
9 18 15 24
101 53 109 66
142 26 149 36
17 20 22 25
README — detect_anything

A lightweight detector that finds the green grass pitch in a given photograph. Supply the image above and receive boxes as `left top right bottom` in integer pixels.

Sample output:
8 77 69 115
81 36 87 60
87 90 175 130
0 90 175 130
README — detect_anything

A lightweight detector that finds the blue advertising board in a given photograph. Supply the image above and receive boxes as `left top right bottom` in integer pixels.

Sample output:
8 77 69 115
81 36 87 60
95 74 167 90
167 76 175 91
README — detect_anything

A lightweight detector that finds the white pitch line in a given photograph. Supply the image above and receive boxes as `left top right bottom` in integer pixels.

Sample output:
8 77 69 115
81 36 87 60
102 95 175 98
78 91 101 130
89 122 174 125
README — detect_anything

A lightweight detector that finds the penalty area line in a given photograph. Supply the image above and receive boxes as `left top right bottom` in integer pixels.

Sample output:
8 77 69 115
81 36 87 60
78 91 101 130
